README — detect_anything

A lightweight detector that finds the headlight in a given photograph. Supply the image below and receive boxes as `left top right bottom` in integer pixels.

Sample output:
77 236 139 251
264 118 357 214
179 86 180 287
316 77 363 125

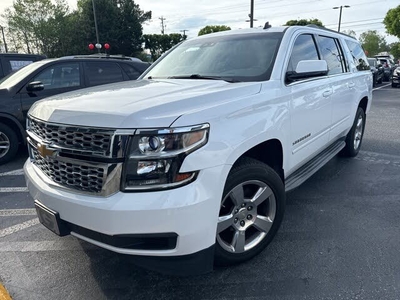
121 123 209 191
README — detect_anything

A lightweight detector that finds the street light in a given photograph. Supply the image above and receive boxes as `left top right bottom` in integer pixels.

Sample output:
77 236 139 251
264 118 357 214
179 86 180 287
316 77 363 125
333 5 350 32
92 0 100 53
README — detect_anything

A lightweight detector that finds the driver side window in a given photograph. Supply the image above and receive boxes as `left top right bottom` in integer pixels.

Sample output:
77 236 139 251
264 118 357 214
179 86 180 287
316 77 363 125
32 63 81 90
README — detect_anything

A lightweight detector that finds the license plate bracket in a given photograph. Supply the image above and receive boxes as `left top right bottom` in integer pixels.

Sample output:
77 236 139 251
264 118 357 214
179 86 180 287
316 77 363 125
35 200 69 236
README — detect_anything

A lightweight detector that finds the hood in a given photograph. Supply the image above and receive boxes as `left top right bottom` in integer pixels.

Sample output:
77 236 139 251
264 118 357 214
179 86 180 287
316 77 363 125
28 79 261 128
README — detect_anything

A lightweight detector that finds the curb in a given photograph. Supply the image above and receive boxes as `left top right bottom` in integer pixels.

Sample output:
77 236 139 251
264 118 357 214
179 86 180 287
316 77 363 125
0 283 12 300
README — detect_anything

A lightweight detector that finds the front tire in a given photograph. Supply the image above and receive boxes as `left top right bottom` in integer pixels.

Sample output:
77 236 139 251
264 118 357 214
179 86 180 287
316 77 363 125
214 157 285 266
0 123 19 165
341 107 365 157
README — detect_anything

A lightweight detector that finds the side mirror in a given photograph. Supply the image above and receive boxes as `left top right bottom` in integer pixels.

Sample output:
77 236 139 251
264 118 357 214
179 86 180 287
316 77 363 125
26 81 44 92
286 60 328 83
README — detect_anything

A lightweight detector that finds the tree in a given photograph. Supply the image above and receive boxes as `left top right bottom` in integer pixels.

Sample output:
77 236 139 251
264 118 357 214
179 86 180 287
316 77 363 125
284 19 324 27
143 33 186 61
342 30 356 38
3 0 70 55
389 42 400 61
3 0 151 57
383 5 400 39
359 30 389 57
198 25 231 36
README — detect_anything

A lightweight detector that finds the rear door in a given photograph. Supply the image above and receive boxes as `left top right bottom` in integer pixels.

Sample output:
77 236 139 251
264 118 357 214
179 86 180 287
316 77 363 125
19 61 83 121
316 35 354 141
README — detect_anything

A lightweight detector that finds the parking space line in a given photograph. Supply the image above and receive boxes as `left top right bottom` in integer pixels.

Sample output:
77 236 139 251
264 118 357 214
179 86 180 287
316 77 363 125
0 209 36 217
0 282 12 300
0 240 83 252
372 83 391 91
0 187 28 193
0 168 24 177
0 218 40 238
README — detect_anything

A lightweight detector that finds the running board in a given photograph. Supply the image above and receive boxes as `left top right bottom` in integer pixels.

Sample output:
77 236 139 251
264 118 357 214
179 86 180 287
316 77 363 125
285 139 346 192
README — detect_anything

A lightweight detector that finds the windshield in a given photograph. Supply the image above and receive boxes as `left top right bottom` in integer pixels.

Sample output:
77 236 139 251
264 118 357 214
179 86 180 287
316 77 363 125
143 32 283 82
0 60 50 89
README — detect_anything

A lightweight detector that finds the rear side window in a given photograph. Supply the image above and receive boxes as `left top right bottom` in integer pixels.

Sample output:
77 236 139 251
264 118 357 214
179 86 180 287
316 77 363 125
287 34 319 72
120 63 141 80
317 36 346 75
345 40 369 71
84 62 124 87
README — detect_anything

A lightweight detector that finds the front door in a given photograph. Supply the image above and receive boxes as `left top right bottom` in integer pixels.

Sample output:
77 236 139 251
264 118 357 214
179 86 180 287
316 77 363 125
19 62 82 122
286 33 333 172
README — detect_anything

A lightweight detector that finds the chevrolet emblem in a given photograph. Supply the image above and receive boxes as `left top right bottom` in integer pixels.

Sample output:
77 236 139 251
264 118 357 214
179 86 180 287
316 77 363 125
37 143 56 158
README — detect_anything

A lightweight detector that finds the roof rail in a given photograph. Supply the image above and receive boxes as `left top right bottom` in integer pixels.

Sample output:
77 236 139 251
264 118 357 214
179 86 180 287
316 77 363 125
305 24 356 40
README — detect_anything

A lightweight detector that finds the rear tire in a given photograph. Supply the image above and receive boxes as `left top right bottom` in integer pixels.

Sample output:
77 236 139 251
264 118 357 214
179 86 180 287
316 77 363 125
214 157 285 266
0 123 19 165
340 107 365 157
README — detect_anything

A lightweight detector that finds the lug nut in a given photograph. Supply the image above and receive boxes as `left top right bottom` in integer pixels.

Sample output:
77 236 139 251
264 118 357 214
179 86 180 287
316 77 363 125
241 203 246 208
240 220 245 227
247 214 252 220
234 209 239 214
247 206 253 211
234 218 238 223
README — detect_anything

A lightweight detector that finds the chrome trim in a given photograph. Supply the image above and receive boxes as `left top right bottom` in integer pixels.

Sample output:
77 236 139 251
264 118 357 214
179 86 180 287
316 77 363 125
136 123 210 135
123 172 197 191
27 115 131 159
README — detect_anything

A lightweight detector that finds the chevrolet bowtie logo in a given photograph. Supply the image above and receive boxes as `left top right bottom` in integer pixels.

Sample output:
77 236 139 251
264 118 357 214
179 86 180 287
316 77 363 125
37 143 56 158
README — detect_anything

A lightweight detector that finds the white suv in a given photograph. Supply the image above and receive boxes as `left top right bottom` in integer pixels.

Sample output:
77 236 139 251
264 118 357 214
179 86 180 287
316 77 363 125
24 25 372 274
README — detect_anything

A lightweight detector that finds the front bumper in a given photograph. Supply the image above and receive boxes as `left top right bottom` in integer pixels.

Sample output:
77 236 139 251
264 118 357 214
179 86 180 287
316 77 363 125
24 159 230 258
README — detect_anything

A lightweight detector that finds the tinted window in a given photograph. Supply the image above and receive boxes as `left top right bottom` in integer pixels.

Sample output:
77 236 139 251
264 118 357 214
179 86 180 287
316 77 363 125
32 63 81 90
287 34 319 73
368 58 377 67
345 40 369 71
120 63 141 80
3 57 35 74
84 62 124 86
317 36 345 75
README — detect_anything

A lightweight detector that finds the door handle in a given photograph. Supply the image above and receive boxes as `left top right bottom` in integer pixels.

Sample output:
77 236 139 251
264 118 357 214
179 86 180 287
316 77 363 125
347 82 355 88
322 90 332 97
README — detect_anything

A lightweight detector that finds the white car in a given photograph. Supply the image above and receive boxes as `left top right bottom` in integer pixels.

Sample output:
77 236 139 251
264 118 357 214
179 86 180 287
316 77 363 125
24 25 372 275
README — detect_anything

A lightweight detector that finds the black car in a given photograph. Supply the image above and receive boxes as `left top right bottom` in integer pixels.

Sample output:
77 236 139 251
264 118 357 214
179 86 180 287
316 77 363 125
0 56 150 164
367 57 384 86
392 66 400 88
0 53 46 79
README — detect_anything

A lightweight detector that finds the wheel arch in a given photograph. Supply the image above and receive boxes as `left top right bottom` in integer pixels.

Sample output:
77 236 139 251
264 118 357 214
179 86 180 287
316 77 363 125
0 113 26 145
358 96 368 113
231 138 284 182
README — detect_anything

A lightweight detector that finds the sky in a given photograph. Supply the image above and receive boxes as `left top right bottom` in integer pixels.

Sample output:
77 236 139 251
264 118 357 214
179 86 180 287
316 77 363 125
0 0 398 44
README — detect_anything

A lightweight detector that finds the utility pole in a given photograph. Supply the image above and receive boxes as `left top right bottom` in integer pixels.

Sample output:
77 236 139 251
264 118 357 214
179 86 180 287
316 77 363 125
180 29 188 39
159 16 166 34
250 0 254 28
0 26 8 53
92 0 101 53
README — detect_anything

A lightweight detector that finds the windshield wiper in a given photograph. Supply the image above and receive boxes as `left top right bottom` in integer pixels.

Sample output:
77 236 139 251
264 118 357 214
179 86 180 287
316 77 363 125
168 74 240 83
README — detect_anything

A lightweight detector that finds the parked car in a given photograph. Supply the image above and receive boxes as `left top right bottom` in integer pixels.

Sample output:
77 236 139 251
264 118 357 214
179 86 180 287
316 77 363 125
0 53 46 79
367 57 383 86
24 25 372 275
375 57 396 81
0 56 150 164
392 66 400 88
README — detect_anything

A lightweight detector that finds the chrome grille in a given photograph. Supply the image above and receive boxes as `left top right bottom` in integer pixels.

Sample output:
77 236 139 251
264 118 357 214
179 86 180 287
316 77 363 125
29 117 113 156
31 147 105 193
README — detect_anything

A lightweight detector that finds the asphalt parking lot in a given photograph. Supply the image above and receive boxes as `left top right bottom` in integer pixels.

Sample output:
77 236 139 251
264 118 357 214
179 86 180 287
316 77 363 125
0 83 399 300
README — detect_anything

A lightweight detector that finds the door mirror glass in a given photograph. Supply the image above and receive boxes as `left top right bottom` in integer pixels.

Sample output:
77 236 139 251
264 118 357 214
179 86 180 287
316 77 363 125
26 81 44 92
